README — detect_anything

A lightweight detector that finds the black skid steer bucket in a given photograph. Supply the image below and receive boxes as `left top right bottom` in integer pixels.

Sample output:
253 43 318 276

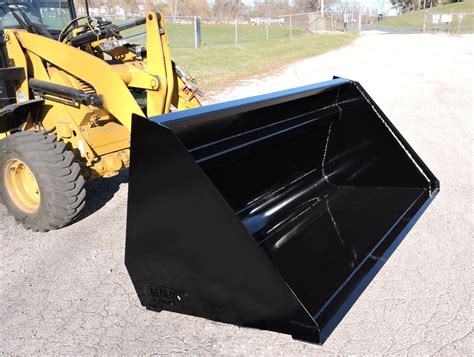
125 78 439 344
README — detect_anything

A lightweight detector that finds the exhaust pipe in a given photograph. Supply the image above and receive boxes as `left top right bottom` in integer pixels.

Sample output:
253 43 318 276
125 78 439 344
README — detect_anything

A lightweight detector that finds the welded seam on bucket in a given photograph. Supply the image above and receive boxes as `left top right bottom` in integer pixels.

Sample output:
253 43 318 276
353 82 432 195
189 98 360 157
321 87 342 182
312 188 425 321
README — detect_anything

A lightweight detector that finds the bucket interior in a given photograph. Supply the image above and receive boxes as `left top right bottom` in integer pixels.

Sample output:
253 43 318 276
169 82 432 321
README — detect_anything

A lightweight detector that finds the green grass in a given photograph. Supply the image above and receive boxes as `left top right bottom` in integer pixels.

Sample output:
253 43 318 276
166 23 309 48
116 20 357 92
171 31 356 92
377 0 474 32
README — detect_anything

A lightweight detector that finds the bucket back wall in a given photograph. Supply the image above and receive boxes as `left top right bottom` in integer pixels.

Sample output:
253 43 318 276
125 78 439 344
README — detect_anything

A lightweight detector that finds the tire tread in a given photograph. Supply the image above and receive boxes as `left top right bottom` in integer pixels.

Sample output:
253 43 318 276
0 131 86 231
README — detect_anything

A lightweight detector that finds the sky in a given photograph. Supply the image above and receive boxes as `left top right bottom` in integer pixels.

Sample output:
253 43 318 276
209 0 391 10
208 0 393 14
207 0 292 6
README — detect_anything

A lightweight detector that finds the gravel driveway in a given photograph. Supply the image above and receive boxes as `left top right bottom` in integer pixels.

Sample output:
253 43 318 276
1 31 472 355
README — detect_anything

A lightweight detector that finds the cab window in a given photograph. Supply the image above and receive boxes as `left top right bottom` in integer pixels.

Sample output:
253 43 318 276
0 0 73 32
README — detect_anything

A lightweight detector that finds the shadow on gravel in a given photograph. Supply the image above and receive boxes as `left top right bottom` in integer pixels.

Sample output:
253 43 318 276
77 169 129 222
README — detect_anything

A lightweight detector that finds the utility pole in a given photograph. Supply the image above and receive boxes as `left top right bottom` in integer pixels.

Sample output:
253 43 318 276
358 7 362 31
266 20 269 41
289 15 293 39
194 16 202 49
235 19 238 45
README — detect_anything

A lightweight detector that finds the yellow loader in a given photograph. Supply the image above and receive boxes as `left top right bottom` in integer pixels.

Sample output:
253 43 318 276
0 0 439 344
0 0 200 231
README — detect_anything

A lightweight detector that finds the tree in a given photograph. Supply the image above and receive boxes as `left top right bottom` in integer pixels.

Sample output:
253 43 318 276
389 0 415 12
213 0 247 18
389 0 440 12
101 0 121 15
294 0 321 12
252 2 293 17
179 0 212 16
168 0 179 17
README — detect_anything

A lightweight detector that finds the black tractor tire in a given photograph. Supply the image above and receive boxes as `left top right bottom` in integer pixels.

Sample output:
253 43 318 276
0 131 86 232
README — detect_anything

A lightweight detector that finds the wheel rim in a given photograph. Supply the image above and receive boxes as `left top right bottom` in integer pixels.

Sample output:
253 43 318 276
4 159 41 213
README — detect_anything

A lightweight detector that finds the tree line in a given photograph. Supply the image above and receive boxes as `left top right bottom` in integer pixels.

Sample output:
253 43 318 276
83 0 463 17
84 0 326 18
390 0 461 13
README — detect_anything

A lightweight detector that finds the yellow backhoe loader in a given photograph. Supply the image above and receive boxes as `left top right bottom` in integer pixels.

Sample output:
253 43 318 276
0 0 439 345
0 0 200 231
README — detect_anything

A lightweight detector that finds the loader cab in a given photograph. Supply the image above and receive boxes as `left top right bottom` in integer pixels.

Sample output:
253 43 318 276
0 0 76 38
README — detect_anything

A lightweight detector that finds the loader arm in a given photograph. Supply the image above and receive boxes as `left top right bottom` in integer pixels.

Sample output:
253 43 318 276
6 11 200 131
145 11 174 116
14 30 144 131
0 5 203 230
2 10 201 176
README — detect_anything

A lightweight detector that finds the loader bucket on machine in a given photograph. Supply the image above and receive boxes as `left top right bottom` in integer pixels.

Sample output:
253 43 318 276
125 78 439 344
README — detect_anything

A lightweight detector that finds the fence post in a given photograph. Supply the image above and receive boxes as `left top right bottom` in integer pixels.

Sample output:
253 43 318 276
235 19 238 45
343 10 347 32
423 11 426 32
289 15 293 39
266 20 269 41
194 16 201 49
448 11 452 34
358 8 362 31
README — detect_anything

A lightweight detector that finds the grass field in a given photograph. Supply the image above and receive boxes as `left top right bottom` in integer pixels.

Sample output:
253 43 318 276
120 22 357 92
377 0 474 32
165 23 309 48
171 30 357 92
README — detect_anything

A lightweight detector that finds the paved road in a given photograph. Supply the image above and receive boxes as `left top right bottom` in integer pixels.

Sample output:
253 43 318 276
361 24 422 34
1 32 473 355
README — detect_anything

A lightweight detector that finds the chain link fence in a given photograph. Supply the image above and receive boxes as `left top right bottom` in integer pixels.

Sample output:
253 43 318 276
423 11 474 33
279 11 362 35
106 12 359 49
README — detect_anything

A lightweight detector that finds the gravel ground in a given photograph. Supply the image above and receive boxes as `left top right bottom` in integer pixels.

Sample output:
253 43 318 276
1 31 473 355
